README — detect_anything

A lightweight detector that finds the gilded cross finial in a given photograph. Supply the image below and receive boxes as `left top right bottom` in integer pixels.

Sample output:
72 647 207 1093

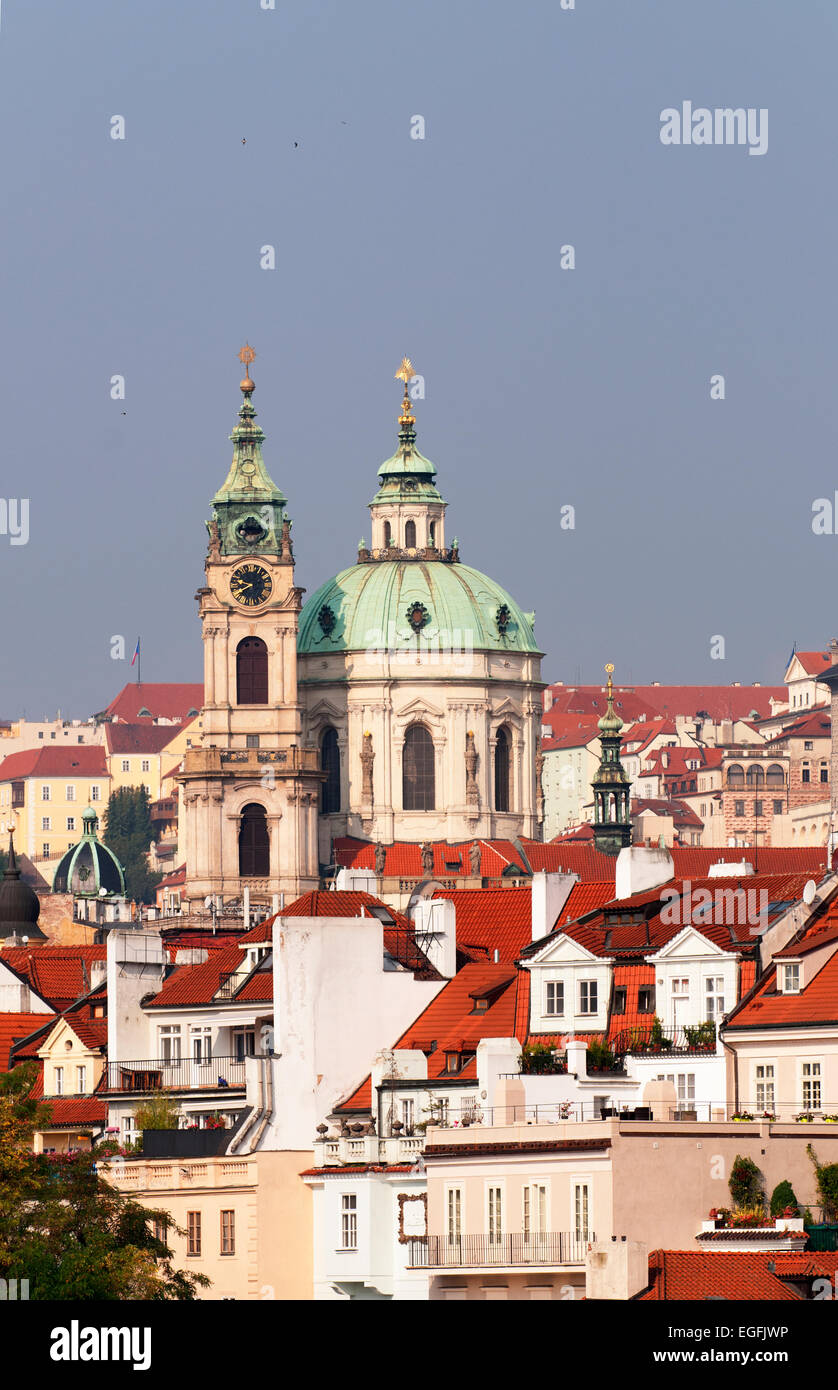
605 662 615 697
395 356 416 427
238 343 256 393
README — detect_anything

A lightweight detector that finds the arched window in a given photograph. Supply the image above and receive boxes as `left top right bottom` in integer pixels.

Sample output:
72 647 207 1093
383 521 392 547
321 727 340 814
429 521 436 546
766 764 785 788
403 724 435 810
239 803 269 877
405 519 416 549
495 726 510 812
746 765 764 786
726 764 744 787
236 637 268 704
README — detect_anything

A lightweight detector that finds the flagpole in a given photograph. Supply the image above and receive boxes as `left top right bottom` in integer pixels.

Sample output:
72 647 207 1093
137 638 141 686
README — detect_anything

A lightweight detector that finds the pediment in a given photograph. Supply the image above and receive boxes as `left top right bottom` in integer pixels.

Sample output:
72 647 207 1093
650 925 733 962
395 695 446 721
527 932 607 967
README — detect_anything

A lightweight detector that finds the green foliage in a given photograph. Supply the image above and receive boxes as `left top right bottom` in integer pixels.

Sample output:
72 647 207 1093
586 1039 616 1072
770 1179 800 1218
0 1066 207 1299
729 1155 765 1211
683 1021 716 1051
103 786 162 904
133 1091 179 1131
520 1043 566 1075
807 1143 838 1222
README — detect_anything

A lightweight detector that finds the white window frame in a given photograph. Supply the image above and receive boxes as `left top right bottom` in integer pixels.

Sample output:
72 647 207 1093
572 1180 591 1241
579 980 598 1015
121 760 130 773
783 963 801 993
755 1062 775 1111
705 976 725 1021
802 1060 822 1112
191 1026 212 1065
340 1193 358 1250
41 817 50 831
523 1182 548 1240
65 785 75 802
159 1025 181 1062
446 1186 462 1243
141 759 150 773
54 1066 64 1096
545 980 565 1017
41 785 51 802
90 785 100 802
487 1184 504 1244
76 1064 87 1094
66 817 75 832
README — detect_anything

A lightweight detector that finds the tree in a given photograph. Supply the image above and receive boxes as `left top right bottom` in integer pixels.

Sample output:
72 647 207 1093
808 1143 838 1222
729 1155 764 1211
103 786 162 904
0 1063 208 1300
770 1179 800 1218
134 1091 179 1131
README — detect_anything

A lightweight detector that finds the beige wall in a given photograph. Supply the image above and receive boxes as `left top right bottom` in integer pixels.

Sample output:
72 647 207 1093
109 1149 313 1300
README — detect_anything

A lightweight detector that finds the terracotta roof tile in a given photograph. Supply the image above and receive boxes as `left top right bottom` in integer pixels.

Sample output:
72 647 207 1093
104 723 190 755
638 1249 838 1300
0 746 108 781
103 683 203 723
0 1012 51 1069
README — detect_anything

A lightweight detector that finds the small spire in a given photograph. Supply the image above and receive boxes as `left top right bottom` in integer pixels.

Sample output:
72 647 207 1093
395 356 417 450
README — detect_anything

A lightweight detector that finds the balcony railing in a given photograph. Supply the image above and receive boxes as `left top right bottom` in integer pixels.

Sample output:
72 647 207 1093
105 1056 247 1093
408 1232 594 1269
610 1024 718 1057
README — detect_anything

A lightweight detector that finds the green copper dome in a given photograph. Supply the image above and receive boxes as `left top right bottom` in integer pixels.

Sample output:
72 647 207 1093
298 560 540 656
53 807 126 898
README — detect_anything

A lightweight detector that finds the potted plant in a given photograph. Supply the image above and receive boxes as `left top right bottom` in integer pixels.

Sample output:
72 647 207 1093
732 1111 754 1121
796 1112 815 1123
824 1115 838 1124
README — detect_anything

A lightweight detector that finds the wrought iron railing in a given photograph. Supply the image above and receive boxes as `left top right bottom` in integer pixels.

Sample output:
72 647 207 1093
610 1023 718 1057
408 1232 594 1268
105 1056 247 1092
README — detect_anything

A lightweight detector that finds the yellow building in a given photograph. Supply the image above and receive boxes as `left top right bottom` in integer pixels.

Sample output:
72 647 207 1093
103 719 199 804
0 746 111 865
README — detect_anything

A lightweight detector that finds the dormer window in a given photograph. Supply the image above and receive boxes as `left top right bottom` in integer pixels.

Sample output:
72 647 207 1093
472 997 488 1014
781 962 800 993
445 1053 460 1074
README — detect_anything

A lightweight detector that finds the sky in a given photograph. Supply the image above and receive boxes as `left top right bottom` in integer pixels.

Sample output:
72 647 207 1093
0 0 836 718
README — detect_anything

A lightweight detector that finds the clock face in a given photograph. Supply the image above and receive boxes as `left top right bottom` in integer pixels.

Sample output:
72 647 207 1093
230 563 272 608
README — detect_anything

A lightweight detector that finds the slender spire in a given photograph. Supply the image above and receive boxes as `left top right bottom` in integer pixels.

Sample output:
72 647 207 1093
208 347 288 554
592 662 632 855
395 356 417 452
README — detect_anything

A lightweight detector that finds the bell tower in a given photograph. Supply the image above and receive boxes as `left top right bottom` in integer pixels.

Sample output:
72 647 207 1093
180 348 323 910
591 663 633 856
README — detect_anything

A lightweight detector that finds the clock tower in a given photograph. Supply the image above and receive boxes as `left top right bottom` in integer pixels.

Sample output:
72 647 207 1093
180 348 324 910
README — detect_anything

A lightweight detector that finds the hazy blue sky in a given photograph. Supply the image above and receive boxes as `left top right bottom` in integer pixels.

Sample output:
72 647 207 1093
0 0 836 717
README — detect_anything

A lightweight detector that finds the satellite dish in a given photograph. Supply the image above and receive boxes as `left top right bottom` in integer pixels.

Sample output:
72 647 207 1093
803 879 817 905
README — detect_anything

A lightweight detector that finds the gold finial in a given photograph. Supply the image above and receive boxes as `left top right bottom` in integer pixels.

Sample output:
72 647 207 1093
238 343 256 392
395 356 416 427
605 662 615 697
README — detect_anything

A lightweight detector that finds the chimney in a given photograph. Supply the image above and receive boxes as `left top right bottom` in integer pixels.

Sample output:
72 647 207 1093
586 1241 648 1300
412 897 457 978
530 871 578 942
615 844 674 900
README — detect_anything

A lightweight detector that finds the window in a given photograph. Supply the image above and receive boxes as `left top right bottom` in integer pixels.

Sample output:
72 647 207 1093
159 1025 181 1063
705 977 725 1020
404 519 416 548
804 740 814 751
579 980 598 1015
321 727 341 814
11 781 24 807
383 520 392 547
41 817 51 831
445 1053 460 1074
187 1211 202 1257
488 1187 503 1243
727 764 744 787
524 1184 547 1239
232 1029 255 1062
141 759 150 773
661 1072 696 1108
746 765 763 787
41 843 50 857
545 981 564 1016
402 724 435 811
239 803 269 877
66 817 75 832
341 1194 357 1250
612 987 627 1015
821 764 829 784
802 1062 822 1111
191 1027 212 1065
447 1188 462 1242
802 763 811 784
773 799 783 814
41 785 50 802
766 765 784 788
574 1183 590 1241
220 1210 235 1255
429 521 436 545
76 1065 87 1093
401 1099 414 1133
121 760 130 773
152 1218 169 1245
671 977 689 999
494 726 510 812
66 785 75 802
38 731 43 739
783 963 800 993
54 1067 64 1096
755 1064 774 1111
638 987 654 1013
734 801 745 817
754 801 763 818
90 785 100 802
236 637 268 704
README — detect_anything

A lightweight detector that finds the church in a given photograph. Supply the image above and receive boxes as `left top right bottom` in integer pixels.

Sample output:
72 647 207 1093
180 352 544 911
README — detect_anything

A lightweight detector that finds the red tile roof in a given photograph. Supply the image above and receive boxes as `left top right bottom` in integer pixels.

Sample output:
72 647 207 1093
632 798 703 829
104 723 190 755
787 651 831 678
0 1012 51 1069
765 712 830 745
144 943 246 1008
233 971 274 1003
103 684 203 723
0 746 108 781
157 865 186 889
280 890 440 979
637 1249 838 1300
332 838 529 880
431 888 534 963
1 945 107 1011
546 683 786 723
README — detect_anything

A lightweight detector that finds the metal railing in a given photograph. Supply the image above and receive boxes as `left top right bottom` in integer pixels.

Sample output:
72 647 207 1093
610 1024 718 1057
408 1232 594 1269
105 1056 247 1092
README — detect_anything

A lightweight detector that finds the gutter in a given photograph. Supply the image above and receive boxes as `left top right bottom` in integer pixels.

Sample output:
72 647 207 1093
226 1055 264 1154
247 1053 275 1152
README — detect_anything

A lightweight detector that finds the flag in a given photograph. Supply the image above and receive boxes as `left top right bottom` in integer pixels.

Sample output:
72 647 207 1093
131 638 140 668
